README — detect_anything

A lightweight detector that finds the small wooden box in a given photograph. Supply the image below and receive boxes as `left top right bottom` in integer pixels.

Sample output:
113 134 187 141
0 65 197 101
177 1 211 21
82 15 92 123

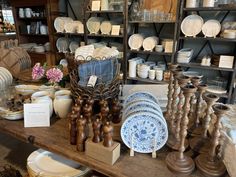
85 138 120 165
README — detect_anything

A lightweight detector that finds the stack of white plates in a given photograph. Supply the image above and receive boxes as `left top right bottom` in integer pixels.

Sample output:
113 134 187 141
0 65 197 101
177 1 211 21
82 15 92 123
137 64 150 79
15 85 39 95
121 91 168 153
0 110 23 120
27 149 90 177
223 30 236 39
0 67 13 90
176 48 193 63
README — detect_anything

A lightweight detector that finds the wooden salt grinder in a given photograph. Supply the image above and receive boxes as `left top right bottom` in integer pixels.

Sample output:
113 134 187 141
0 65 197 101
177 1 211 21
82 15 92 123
100 100 109 124
76 115 87 152
111 98 122 124
83 104 93 123
92 118 102 143
103 121 114 147
69 111 78 145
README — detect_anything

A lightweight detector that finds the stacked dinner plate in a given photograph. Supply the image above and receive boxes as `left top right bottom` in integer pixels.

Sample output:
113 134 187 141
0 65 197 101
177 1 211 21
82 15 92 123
176 48 193 63
27 149 91 177
0 67 13 90
121 91 168 153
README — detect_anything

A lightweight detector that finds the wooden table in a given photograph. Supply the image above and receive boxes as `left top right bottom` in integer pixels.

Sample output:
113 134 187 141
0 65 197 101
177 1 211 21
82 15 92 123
0 118 208 177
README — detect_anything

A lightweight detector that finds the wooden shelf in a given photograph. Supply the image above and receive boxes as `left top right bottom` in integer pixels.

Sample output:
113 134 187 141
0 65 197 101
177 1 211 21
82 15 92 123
20 33 49 37
183 7 236 11
0 118 205 177
86 10 123 14
179 36 236 42
129 21 175 24
28 51 51 55
178 63 235 72
127 77 168 84
87 34 123 38
18 17 47 20
128 49 172 56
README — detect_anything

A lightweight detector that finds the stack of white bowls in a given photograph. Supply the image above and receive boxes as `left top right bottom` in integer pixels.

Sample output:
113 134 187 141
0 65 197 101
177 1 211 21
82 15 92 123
54 90 72 119
223 30 236 39
137 64 150 79
177 48 193 63
120 91 168 154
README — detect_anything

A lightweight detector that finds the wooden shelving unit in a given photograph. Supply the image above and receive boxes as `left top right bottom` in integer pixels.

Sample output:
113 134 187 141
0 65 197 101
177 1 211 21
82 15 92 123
127 77 168 84
128 49 173 56
176 1 236 103
9 0 59 66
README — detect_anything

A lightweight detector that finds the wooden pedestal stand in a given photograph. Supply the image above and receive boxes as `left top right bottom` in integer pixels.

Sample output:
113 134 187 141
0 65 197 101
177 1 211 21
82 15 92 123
188 77 201 136
166 85 197 176
167 68 183 149
195 104 230 177
164 64 178 120
190 93 219 154
170 75 190 150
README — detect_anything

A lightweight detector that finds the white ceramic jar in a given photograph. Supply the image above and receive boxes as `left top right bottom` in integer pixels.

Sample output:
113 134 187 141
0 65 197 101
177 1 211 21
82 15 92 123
203 0 217 7
19 8 24 18
128 58 144 78
186 0 199 8
25 8 32 18
156 70 163 81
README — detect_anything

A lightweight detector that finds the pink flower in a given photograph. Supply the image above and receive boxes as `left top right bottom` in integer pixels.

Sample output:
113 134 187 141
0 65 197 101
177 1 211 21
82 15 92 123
46 68 63 83
32 63 45 80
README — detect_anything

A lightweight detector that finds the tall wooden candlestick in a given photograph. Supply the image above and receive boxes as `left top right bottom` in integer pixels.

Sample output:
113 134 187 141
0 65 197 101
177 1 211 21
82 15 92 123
170 75 190 150
167 68 183 148
103 121 114 147
195 104 230 177
69 111 78 145
76 115 87 152
166 85 197 176
190 93 219 154
165 64 178 121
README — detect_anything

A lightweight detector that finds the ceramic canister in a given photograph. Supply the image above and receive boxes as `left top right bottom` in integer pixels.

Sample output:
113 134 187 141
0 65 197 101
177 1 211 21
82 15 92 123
128 58 144 78
25 8 32 18
186 0 199 8
203 0 216 7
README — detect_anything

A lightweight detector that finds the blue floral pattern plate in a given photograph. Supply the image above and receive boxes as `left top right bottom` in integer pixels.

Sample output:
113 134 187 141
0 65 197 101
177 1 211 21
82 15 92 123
121 112 168 153
123 91 159 107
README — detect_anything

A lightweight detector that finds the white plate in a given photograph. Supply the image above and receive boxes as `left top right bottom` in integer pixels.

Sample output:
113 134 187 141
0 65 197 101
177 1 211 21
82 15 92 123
86 17 103 34
100 21 112 35
69 41 79 53
121 112 168 153
142 36 159 51
128 34 144 50
56 37 69 52
64 21 83 33
181 15 204 37
1 110 23 120
183 71 203 78
206 85 227 94
202 20 221 38
27 149 90 177
54 17 73 33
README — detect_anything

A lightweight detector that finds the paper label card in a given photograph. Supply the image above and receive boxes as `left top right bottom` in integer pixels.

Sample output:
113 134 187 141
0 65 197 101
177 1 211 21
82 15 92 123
111 25 120 36
87 75 97 87
24 103 50 128
92 1 100 11
219 55 234 68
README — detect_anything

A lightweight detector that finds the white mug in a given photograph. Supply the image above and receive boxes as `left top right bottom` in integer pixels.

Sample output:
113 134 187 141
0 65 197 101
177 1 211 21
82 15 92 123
25 8 32 18
40 25 48 35
156 70 163 81
203 0 217 7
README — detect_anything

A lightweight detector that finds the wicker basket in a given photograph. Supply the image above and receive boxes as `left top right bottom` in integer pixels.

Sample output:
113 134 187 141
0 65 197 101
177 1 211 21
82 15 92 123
69 56 121 100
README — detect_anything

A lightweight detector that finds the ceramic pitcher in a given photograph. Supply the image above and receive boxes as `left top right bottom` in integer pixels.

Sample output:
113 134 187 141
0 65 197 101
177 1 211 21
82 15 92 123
128 58 144 78
101 0 109 11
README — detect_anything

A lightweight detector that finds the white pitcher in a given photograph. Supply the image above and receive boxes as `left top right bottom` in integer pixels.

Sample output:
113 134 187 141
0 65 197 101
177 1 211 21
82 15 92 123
101 0 109 11
128 57 144 78
203 0 217 7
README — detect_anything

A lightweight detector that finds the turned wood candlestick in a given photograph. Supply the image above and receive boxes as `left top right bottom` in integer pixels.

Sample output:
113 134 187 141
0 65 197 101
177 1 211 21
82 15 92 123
166 85 197 176
188 76 201 125
72 104 81 118
103 121 114 147
92 118 102 143
69 111 78 145
76 115 87 152
83 104 93 123
188 83 208 136
100 100 109 124
169 75 190 150
76 95 83 106
190 93 219 154
167 68 183 148
195 104 230 177
165 64 178 120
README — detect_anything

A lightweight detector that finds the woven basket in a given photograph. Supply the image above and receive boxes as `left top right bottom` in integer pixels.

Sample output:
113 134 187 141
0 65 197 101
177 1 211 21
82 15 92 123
68 55 121 100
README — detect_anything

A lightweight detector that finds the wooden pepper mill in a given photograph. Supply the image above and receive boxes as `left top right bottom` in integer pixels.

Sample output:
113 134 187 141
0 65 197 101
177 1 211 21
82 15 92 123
69 111 78 145
111 98 122 124
190 93 219 154
100 99 110 124
76 95 83 106
195 104 230 177
83 103 93 123
166 85 197 176
165 64 178 120
92 118 102 143
72 104 81 117
76 115 87 152
103 121 114 147
171 75 190 150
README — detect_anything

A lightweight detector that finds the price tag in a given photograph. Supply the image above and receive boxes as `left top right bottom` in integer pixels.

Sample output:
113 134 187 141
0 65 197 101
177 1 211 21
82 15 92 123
91 1 100 11
87 75 97 87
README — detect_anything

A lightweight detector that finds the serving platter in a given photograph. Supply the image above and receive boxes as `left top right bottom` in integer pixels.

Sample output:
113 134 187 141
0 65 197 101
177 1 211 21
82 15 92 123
142 36 159 51
181 15 204 37
202 20 221 38
121 112 168 153
128 34 144 51
100 21 112 35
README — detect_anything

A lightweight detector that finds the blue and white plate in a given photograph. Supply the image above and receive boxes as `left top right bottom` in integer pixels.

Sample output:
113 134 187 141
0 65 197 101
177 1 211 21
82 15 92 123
123 101 162 118
121 112 168 153
123 91 159 107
